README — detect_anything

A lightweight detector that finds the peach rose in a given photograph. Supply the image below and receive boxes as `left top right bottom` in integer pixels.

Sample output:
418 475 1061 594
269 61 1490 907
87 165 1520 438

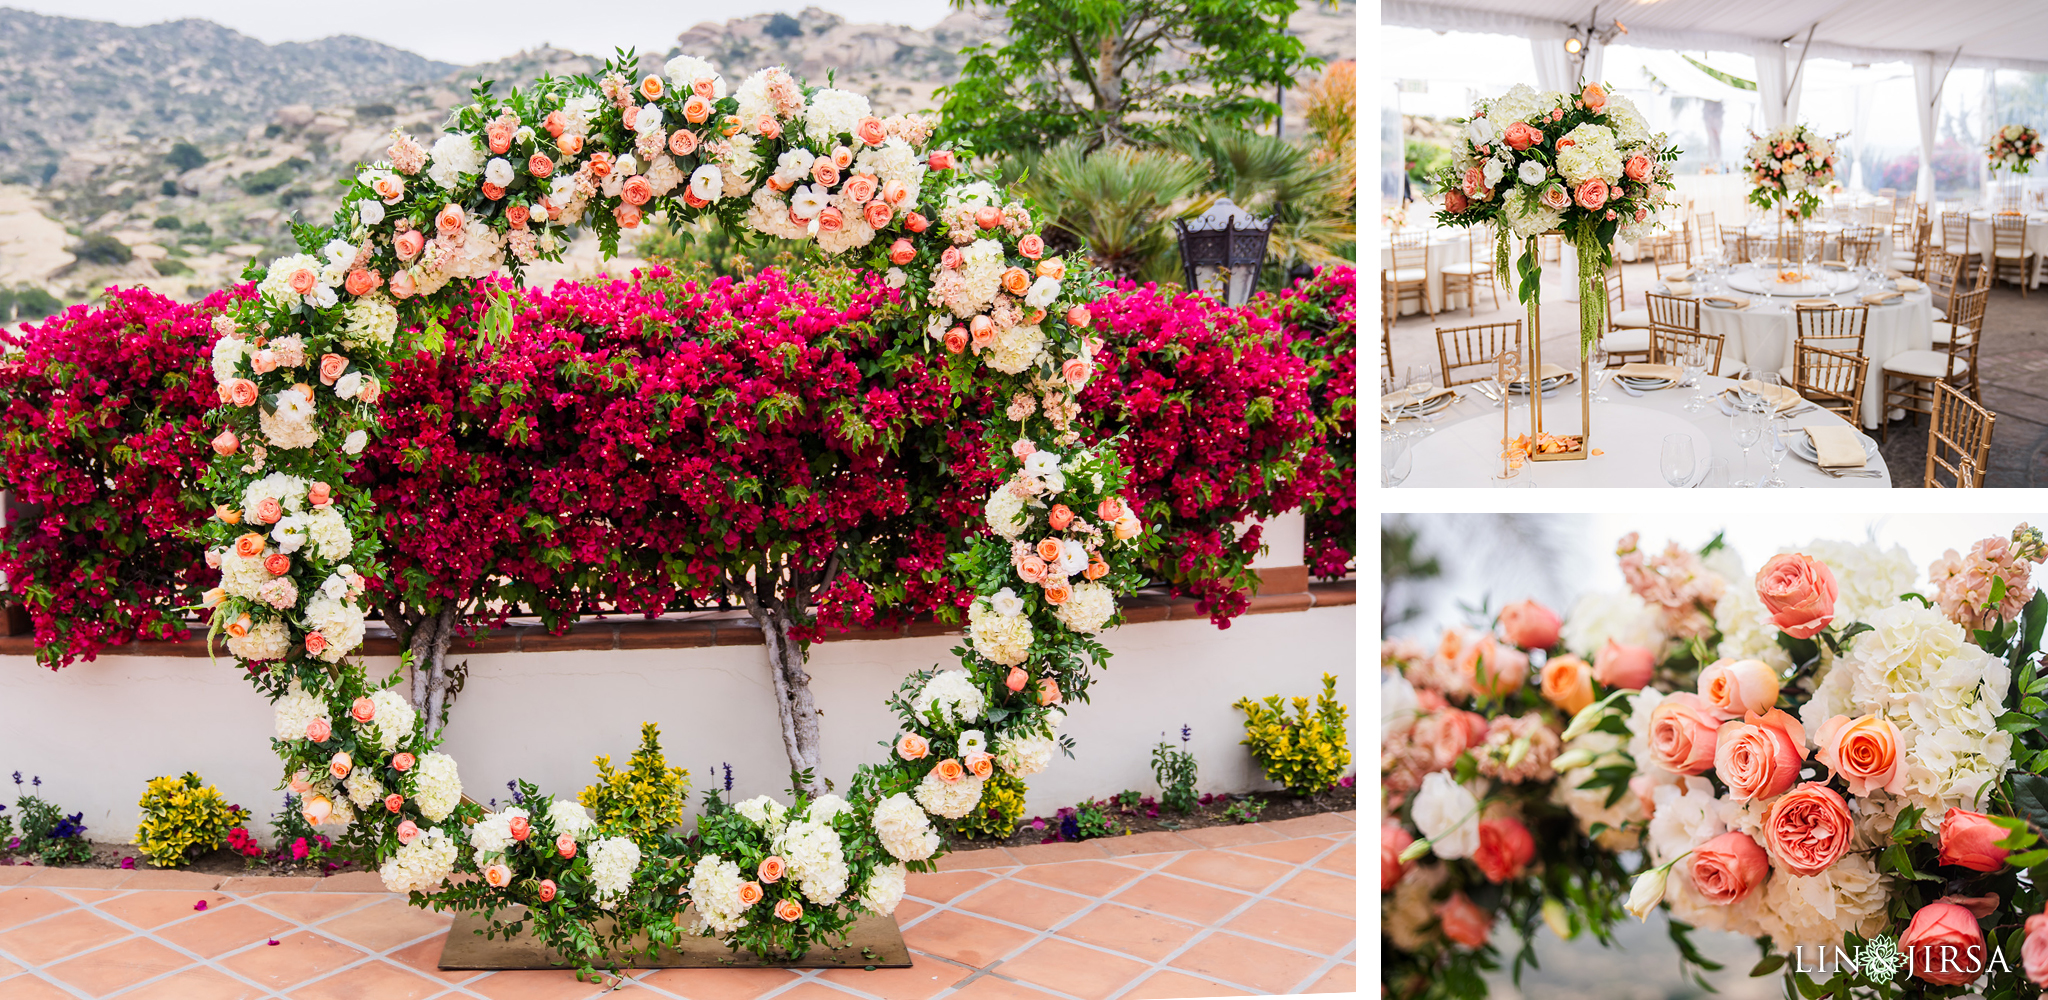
1713 709 1807 802
639 74 664 101
557 134 583 156
1473 817 1535 882
2025 910 2048 986
252 496 282 525
831 146 853 169
1813 714 1905 796
394 229 426 262
1574 177 1609 210
286 267 317 296
1540 183 1571 210
1581 82 1607 112
756 115 782 140
484 863 513 889
864 200 893 228
683 94 712 124
975 206 1003 230
811 157 840 187
506 204 530 229
933 758 965 783
329 750 352 780
758 856 786 883
392 752 414 772
289 770 312 794
1900 901 1989 986
1501 121 1542 151
940 246 964 270
1436 892 1494 949
486 121 514 155
319 353 350 385
928 150 955 170
905 212 929 233
1625 155 1651 182
396 820 420 845
1017 555 1047 583
1538 655 1595 715
615 204 642 228
1698 658 1780 719
888 239 916 265
1763 783 1852 875
1096 497 1124 521
1048 504 1074 530
436 203 465 236
1062 358 1090 386
966 752 994 779
1592 638 1654 690
1382 821 1414 891
621 175 654 206
350 697 376 723
1018 234 1044 259
263 553 291 576
1042 581 1073 607
384 793 404 813
854 116 887 146
507 815 531 841
737 880 765 906
1756 553 1839 639
302 795 333 825
557 833 577 859
389 270 417 298
1084 558 1109 581
896 733 929 760
1689 830 1769 904
1455 636 1528 697
305 632 329 656
883 178 910 205
304 717 330 742
1067 305 1092 328
1939 807 2012 872
234 533 265 558
1006 667 1029 692
775 898 802 922
816 206 843 233
1038 677 1062 705
518 153 552 181
372 173 405 202
1645 692 1722 775
201 586 225 606
587 152 613 179
692 77 718 100
1034 538 1064 563
538 879 558 902
1499 599 1560 650
670 129 699 156
942 328 967 354
216 505 242 524
344 268 380 296
843 174 878 204
1444 189 1470 213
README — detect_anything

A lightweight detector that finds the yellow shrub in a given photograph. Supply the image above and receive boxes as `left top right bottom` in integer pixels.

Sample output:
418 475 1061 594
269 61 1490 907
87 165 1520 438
135 773 246 868
580 722 691 842
1233 673 1352 795
956 770 1026 839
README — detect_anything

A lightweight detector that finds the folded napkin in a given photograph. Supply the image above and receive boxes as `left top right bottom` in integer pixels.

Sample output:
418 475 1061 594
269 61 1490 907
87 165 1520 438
1510 363 1571 385
1615 362 1681 381
1792 298 1838 309
1664 280 1693 296
1885 268 1906 279
1895 277 1925 292
1806 424 1867 469
1734 379 1801 412
1862 290 1903 305
1384 385 1456 409
1702 294 1751 309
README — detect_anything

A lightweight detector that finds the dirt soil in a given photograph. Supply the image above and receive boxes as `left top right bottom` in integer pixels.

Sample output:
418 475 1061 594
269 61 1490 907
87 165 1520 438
953 784 1358 851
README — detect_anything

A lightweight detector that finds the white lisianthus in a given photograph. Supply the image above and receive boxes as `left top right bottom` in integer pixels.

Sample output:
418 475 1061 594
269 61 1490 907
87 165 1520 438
413 752 462 822
1412 771 1481 859
688 163 725 202
988 589 1024 618
271 513 308 555
958 729 988 756
1023 276 1061 309
911 670 986 728
860 862 908 915
790 184 829 220
379 827 457 893
334 371 364 400
774 148 818 185
872 792 940 861
588 837 640 908
636 103 664 136
357 200 385 227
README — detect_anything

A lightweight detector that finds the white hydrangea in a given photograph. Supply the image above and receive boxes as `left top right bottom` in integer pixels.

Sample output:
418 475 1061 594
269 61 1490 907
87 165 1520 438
303 506 354 562
302 592 365 662
1714 582 1795 672
219 548 270 601
859 862 907 915
470 806 527 859
911 670 986 728
1559 590 1664 660
967 599 1033 666
806 794 851 825
871 792 939 861
340 295 398 350
733 794 789 832
1503 198 1566 241
588 836 641 909
368 689 416 752
688 854 751 936
958 239 1005 311
259 401 319 450
1549 730 1643 851
272 680 326 742
802 88 872 142
913 770 985 819
986 323 1045 375
983 488 1028 539
1645 775 1724 867
210 335 249 385
1052 581 1115 634
242 473 310 516
344 769 383 809
994 730 1056 777
257 254 321 309
664 54 726 97
1604 94 1652 147
1484 84 1544 125
427 134 484 191
942 181 999 214
227 619 292 662
774 818 849 906
380 827 457 894
413 752 462 822
1555 123 1622 186
548 799 595 837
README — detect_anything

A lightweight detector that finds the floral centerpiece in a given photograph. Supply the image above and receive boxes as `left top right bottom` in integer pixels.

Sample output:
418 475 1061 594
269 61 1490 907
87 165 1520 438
1987 125 2042 176
1434 82 1679 350
1744 123 1839 222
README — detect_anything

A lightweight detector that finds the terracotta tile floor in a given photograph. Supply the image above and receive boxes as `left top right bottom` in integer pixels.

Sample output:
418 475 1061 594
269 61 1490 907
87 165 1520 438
0 815 1354 999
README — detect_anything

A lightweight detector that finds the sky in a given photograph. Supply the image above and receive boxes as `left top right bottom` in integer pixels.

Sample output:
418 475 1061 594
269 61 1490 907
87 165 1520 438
11 0 962 64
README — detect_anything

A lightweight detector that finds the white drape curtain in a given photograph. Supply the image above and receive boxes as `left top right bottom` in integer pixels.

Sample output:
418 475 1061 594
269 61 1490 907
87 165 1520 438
1531 36 1573 93
1752 41 1803 129
1586 42 1606 90
1912 55 1943 203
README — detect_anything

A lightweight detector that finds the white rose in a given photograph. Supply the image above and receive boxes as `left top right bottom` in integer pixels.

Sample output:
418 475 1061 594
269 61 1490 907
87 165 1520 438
343 430 368 454
1413 771 1481 859
989 588 1024 617
1517 160 1547 185
484 157 514 187
1482 157 1505 186
334 371 364 400
1467 118 1496 145
358 201 385 227
690 163 724 202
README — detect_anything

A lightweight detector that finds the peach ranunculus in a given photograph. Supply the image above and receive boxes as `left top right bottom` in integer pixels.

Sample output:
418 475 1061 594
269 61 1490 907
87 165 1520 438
1688 830 1770 903
1938 807 2012 872
350 697 376 723
1382 821 1414 891
1436 892 1494 949
1698 658 1780 719
1455 636 1529 697
1812 713 1905 796
1899 900 1989 986
933 758 965 783
1645 692 1723 775
775 898 802 922
738 880 765 906
1581 83 1608 112
1755 552 1839 639
2025 910 2048 986
484 863 513 888
1502 121 1543 151
896 733 929 760
670 129 699 156
1592 638 1655 689
1499 599 1561 650
1538 655 1595 715
1473 817 1536 883
1713 709 1807 802
1762 783 1853 875
759 856 786 883
1574 177 1609 210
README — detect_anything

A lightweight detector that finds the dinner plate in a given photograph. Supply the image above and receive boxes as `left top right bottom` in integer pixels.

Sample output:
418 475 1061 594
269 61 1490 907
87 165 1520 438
1787 431 1881 468
1506 374 1572 395
1618 376 1675 390
1386 392 1457 417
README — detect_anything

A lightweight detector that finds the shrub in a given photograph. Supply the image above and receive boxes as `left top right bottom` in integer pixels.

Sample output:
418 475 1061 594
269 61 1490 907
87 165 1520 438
956 770 1026 838
135 772 248 868
1233 672 1351 795
69 233 133 266
152 216 182 231
1221 796 1266 824
238 158 306 195
1150 726 1198 814
7 773 92 864
580 722 692 846
1255 266 1356 579
165 142 206 172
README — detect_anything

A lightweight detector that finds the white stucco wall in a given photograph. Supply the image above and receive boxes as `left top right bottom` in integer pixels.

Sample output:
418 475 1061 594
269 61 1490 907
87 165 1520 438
0 605 1355 843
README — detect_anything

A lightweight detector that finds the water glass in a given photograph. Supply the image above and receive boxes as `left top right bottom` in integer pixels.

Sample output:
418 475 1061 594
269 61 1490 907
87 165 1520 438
1730 405 1765 487
1660 433 1696 487
1406 364 1442 423
1382 428 1414 486
1682 341 1710 411
1763 416 1790 487
1591 345 1612 402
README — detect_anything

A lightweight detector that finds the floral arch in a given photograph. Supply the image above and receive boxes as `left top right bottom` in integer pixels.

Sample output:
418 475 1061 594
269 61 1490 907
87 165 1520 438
200 49 1144 969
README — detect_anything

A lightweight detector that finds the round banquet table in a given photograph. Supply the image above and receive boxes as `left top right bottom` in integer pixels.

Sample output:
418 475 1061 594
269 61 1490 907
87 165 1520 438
1933 210 2048 288
1726 221 1895 268
1379 228 1472 314
1659 264 1933 430
1388 373 1891 488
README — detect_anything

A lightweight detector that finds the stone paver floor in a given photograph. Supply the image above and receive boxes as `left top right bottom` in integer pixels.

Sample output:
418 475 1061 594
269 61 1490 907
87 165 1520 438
0 814 1355 999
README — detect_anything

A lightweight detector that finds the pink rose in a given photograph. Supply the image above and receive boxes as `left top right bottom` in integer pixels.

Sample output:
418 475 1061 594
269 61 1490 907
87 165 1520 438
843 174 878 204
506 204 530 230
864 200 893 229
755 115 781 140
1900 901 1989 986
969 315 994 346
392 752 414 772
832 146 854 169
305 717 331 743
855 116 887 146
319 353 350 386
349 697 375 723
1038 677 1062 705
883 178 910 205
1763 783 1852 875
1382 821 1414 891
394 229 425 262
328 750 351 780
976 206 1003 230
1756 553 1838 639
305 632 329 656
1454 636 1527 697
384 793 404 813
1047 504 1074 530
1096 497 1124 521
1540 184 1571 210
1017 555 1047 582
928 150 954 170
389 269 417 299
940 246 964 270
683 94 712 124
1550 108 1565 122
811 157 840 187
670 129 699 156
1574 177 1609 210
1625 155 1651 181
557 833 577 859
816 206 844 233
1502 121 1542 151
1061 358 1090 386
888 239 916 265
1689 831 1769 904
1698 658 1779 719
1472 817 1535 883
2024 911 2048 986
1461 165 1489 199
1498 599 1560 650
538 879 557 902
486 121 514 155
1812 714 1904 796
396 820 420 845
1714 709 1807 802
543 111 566 137
1645 692 1721 775
436 203 465 236
1592 638 1654 689
587 152 613 179
372 174 405 203
1435 892 1494 949
1939 808 2012 872
1018 234 1045 259
1066 305 1091 328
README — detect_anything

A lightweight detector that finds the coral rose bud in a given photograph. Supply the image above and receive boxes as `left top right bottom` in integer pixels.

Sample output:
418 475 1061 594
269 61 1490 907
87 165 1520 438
1699 658 1780 719
1939 807 2012 872
384 793 404 813
1096 497 1124 521
226 612 252 638
774 898 802 921
305 631 328 655
1538 655 1595 715
1498 599 1561 650
887 239 916 265
1900 901 1989 986
928 150 954 170
350 697 376 723
329 751 353 780
212 429 240 455
392 752 414 772
508 815 531 841
538 879 557 902
1066 305 1091 328
1037 677 1062 705
1435 892 1494 949
396 820 420 844
1592 638 1655 690
557 833 577 859
942 328 967 354
1048 504 1074 530
484 863 512 889
897 733 929 760
215 504 242 524
976 206 1003 230
1006 667 1029 692
1690 830 1770 903
304 717 331 743
905 212 929 233
758 856 786 883
307 481 332 506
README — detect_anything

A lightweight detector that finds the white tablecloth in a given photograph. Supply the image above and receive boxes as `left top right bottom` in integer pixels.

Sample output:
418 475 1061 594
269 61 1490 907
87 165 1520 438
1389 373 1890 488
1932 211 2048 287
1380 229 1473 314
1663 265 1933 429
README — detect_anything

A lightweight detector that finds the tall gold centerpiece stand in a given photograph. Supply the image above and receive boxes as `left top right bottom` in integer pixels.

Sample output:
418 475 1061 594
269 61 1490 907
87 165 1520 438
1525 230 1591 462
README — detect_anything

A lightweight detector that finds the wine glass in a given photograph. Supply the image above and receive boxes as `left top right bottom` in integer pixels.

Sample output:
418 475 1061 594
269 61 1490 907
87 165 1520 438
1591 344 1612 402
1407 364 1443 425
1762 415 1791 487
1382 427 1414 486
1682 340 1710 411
1660 434 1696 487
1730 403 1765 487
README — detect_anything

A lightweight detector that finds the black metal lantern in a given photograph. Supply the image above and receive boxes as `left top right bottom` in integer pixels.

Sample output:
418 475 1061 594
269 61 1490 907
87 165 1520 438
1173 197 1273 306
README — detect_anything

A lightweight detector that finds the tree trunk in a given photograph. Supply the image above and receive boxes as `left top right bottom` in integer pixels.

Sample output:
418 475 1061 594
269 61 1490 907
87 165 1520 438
390 603 463 735
759 609 825 796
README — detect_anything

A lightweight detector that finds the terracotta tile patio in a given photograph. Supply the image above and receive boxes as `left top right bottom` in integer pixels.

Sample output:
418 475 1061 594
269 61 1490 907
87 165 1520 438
0 815 1355 999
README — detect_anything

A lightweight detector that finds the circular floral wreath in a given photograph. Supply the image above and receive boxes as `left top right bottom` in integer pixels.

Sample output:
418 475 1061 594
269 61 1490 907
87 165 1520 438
197 49 1151 971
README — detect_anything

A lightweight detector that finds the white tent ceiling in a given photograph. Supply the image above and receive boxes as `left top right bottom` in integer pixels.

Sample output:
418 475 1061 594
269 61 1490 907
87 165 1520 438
1382 0 2048 73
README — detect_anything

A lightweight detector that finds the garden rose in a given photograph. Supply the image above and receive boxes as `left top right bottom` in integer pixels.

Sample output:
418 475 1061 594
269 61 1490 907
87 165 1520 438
263 555 291 580
1383 821 1414 891
392 753 414 772
385 793 404 813
1499 599 1560 650
372 173 405 202
344 268 380 296
1625 155 1651 181
557 833 577 859
330 750 353 780
1001 267 1031 295
1540 183 1571 210
1689 831 1769 904
305 717 331 743
484 863 512 889
831 145 853 169
506 204 530 229
486 121 514 154
1899 901 1988 986
896 733 929 760
1756 553 1839 638
1502 121 1542 151
1461 165 1489 199
853 116 886 146
394 229 425 261
252 496 282 523
843 174 877 204
810 157 840 187
1006 667 1029 692
587 152 613 179
1574 177 1608 210
1047 504 1074 530
227 378 259 407
2026 910 2048 986
288 268 317 295
864 200 893 228
1062 358 1090 386
1812 714 1904 796
396 820 420 845
1084 557 1109 581
1538 655 1595 715
974 206 1002 230
1016 555 1047 581
507 815 531 841
755 115 781 139
928 150 954 170
615 204 642 228
1473 817 1536 882
305 632 328 655
739 881 765 906
1038 677 1062 705
775 898 802 921
1097 497 1124 521
1444 189 1469 213
319 353 349 385
1581 83 1607 112
538 879 557 902
1436 892 1494 949
1714 709 1807 802
1698 658 1779 719
350 697 375 723
942 328 967 353
1592 638 1654 689
621 175 654 206
1939 808 2012 872
1763 783 1852 875
670 130 699 156
759 856 786 883
1645 692 1721 775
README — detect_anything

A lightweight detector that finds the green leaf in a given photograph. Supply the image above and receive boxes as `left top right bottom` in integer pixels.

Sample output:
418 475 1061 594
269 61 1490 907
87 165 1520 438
1749 954 1786 977
2005 848 2048 867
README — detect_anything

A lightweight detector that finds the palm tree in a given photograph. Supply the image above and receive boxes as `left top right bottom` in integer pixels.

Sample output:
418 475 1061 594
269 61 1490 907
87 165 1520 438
1011 140 1213 284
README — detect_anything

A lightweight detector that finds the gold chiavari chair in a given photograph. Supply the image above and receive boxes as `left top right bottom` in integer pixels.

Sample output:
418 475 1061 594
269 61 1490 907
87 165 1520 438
1651 326 1727 378
1930 281 1989 397
1604 265 1650 329
1436 320 1524 387
1880 286 1987 439
1924 250 1963 322
1385 229 1434 320
1940 212 1979 269
1795 303 1869 357
1721 224 1749 263
1924 381 1996 488
1650 223 1692 281
1439 221 1500 316
1991 213 2036 296
1793 341 1869 424
1381 279 1396 387
1693 211 1717 258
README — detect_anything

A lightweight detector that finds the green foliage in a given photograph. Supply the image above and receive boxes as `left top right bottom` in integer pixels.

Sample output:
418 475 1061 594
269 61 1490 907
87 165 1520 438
1405 137 1452 192
238 158 308 196
152 215 183 231
165 142 207 172
579 723 692 848
68 233 133 266
1220 796 1265 824
1149 729 1198 814
1233 672 1351 795
1069 798 1126 839
6 780 92 865
633 216 794 278
1011 140 1212 282
956 770 1027 838
0 284 61 323
763 12 803 38
154 258 191 276
937 0 1317 156
135 772 247 868
1166 121 1357 289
